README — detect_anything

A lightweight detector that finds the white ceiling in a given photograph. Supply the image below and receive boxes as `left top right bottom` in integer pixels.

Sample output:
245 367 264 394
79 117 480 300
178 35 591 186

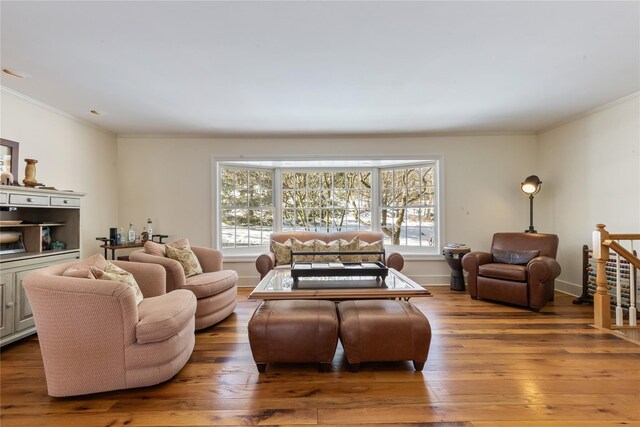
1 1 638 136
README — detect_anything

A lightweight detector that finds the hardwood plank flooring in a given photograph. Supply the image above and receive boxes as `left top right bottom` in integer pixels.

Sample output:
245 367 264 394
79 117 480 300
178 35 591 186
1 287 639 426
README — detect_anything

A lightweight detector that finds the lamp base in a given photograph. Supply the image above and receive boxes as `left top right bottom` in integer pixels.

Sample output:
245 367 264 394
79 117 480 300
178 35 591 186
525 227 537 234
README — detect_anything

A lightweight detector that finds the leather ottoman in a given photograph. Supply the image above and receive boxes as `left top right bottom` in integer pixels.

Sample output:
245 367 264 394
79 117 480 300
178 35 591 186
248 300 339 373
337 300 431 372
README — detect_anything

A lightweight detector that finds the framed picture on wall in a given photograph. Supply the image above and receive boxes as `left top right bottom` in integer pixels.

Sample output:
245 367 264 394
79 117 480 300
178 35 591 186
0 138 20 185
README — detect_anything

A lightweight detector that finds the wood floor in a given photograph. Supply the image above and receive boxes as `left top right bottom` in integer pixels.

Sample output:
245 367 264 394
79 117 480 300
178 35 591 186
2 287 639 426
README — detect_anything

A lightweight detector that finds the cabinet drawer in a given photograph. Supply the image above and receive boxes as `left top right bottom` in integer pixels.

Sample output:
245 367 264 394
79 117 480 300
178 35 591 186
0 193 6 204
50 197 80 207
8 194 49 206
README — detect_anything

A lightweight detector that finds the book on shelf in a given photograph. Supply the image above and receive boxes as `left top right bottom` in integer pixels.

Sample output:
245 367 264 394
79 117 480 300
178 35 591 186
328 262 344 269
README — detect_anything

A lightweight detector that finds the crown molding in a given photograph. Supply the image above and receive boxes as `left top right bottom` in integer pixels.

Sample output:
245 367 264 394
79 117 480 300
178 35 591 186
538 92 640 134
1 86 116 137
116 130 537 140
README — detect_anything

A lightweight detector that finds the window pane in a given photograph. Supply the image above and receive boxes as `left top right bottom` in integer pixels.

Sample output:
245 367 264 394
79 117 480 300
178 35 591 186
219 166 274 249
282 190 295 207
379 164 437 247
322 172 332 188
283 209 296 230
381 208 399 245
261 189 273 206
307 172 320 188
359 172 372 189
407 187 421 207
282 172 295 189
247 209 262 246
421 208 435 247
381 170 392 187
261 210 273 246
421 187 435 206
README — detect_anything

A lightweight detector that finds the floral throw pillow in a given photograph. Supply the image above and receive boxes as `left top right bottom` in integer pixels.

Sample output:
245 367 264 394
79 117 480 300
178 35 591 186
338 237 360 262
290 238 316 263
314 239 340 262
359 240 384 262
166 243 203 278
91 261 144 305
272 239 293 266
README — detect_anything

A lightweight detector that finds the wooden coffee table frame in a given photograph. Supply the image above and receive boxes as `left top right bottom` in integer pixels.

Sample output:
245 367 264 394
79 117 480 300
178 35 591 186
249 268 431 300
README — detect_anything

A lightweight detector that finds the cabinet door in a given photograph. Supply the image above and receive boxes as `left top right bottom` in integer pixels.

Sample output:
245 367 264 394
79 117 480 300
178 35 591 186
15 270 36 332
0 273 15 338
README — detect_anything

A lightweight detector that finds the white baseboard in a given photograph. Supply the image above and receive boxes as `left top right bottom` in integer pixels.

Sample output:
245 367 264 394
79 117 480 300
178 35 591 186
238 276 260 288
555 279 581 297
406 274 450 286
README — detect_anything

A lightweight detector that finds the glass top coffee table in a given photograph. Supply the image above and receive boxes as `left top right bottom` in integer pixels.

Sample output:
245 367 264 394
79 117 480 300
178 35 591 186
249 268 431 300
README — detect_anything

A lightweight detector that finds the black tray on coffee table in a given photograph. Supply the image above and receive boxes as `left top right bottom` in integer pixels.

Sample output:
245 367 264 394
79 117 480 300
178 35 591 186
290 251 388 283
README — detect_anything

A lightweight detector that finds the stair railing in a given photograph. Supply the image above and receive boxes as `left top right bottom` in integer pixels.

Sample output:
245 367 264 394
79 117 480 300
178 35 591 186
592 224 639 329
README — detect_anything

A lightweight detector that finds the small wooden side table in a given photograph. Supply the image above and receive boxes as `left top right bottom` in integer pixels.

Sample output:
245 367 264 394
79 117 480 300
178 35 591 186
443 244 471 291
96 235 168 260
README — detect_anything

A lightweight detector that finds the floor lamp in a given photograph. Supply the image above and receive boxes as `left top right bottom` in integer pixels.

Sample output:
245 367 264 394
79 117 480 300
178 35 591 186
521 175 542 233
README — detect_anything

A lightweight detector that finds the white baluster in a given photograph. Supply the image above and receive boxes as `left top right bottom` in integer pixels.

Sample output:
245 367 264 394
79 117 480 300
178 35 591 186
630 241 637 326
615 252 623 326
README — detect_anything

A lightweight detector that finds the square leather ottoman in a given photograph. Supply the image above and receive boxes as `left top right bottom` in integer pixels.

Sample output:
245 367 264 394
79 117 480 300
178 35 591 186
337 300 431 371
248 300 339 372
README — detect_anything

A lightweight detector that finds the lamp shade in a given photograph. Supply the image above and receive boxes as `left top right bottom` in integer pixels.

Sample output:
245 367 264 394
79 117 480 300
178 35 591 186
521 175 542 195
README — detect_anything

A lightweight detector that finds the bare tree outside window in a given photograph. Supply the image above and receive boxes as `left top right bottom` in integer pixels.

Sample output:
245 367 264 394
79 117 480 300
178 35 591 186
220 166 273 248
380 166 435 246
218 161 437 250
282 171 371 232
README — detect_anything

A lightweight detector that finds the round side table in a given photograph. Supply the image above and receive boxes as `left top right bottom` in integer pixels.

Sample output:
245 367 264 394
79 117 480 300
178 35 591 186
443 244 471 291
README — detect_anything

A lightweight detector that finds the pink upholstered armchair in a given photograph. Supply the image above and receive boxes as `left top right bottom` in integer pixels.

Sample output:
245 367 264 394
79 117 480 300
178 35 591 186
130 245 238 330
23 260 197 397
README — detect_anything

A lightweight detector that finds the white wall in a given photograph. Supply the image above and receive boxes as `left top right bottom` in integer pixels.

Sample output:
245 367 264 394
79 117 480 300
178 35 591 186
117 134 537 285
1 89 119 256
537 95 640 295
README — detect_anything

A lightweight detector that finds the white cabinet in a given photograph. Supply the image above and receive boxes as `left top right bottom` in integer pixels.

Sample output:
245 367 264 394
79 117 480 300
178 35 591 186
0 186 85 346
0 273 14 339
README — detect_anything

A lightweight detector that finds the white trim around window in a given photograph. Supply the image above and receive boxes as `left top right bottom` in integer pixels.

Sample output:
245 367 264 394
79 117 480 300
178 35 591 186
211 155 445 259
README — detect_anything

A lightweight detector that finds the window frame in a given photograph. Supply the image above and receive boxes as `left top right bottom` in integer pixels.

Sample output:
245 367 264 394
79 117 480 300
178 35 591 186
378 161 441 254
212 156 444 259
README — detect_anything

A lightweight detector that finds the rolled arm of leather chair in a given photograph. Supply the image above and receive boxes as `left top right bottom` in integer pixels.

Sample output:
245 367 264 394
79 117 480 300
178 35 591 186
129 250 187 292
528 256 561 282
527 256 562 310
461 251 493 298
256 252 276 279
112 260 166 298
191 246 223 273
386 251 404 271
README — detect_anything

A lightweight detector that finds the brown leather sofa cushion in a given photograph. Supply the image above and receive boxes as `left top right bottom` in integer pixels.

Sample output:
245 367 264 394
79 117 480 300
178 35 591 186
479 263 527 281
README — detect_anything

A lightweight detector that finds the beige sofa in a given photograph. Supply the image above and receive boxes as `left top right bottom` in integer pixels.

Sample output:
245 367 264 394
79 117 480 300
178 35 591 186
255 231 404 279
23 260 197 397
130 246 238 330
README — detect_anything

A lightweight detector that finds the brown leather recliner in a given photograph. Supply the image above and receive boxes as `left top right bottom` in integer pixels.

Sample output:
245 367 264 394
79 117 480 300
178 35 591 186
461 233 561 311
